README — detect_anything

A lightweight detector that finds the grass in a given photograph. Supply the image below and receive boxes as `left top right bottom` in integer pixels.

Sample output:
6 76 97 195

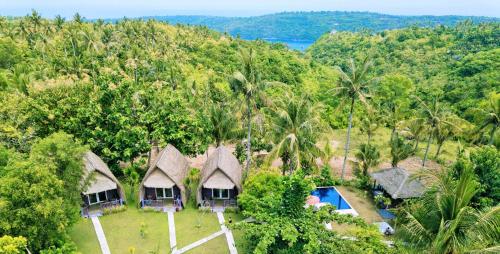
99 207 170 254
335 185 382 224
69 218 101 254
330 127 461 163
225 212 250 254
184 235 229 254
174 208 222 249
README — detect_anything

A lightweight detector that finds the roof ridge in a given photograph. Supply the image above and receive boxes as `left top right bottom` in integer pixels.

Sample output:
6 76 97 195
393 168 409 198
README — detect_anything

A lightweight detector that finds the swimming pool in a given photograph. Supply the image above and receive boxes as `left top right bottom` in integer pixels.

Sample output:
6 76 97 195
311 187 352 210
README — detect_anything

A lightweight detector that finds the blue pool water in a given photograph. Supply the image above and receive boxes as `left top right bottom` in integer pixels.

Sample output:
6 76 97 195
311 187 352 210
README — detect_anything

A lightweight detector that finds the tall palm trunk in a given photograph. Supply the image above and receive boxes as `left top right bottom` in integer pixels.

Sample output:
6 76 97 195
422 130 433 166
489 124 497 145
341 97 355 180
245 97 252 171
435 141 444 159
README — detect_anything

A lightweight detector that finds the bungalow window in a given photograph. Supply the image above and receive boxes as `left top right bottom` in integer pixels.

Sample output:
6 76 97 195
155 188 173 199
88 191 107 205
212 189 229 199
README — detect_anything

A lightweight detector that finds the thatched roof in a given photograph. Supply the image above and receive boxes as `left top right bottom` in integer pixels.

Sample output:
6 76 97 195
370 167 425 199
139 144 189 200
82 151 125 199
198 145 242 193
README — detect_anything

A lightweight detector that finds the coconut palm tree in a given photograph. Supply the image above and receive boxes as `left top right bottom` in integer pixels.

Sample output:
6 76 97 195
390 133 414 167
474 92 499 145
208 103 240 147
397 166 500 253
335 57 374 180
359 106 381 145
354 143 380 177
415 97 459 166
266 95 326 175
229 47 265 171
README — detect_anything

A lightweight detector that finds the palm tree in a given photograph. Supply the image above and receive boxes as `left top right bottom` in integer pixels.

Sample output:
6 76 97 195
404 118 426 150
354 143 380 177
390 134 414 167
359 106 381 145
266 96 326 175
397 166 500 253
335 57 374 180
415 97 458 166
208 103 239 147
229 47 265 172
474 92 499 145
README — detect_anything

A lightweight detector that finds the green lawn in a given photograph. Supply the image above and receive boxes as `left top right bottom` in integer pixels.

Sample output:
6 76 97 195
184 235 229 254
174 208 222 249
99 207 170 254
69 218 101 254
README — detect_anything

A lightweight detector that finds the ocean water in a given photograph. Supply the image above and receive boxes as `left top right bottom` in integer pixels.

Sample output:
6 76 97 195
265 39 314 51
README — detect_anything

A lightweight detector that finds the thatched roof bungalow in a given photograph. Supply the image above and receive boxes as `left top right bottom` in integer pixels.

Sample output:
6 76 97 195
82 151 125 206
139 144 189 207
370 167 425 199
197 146 242 206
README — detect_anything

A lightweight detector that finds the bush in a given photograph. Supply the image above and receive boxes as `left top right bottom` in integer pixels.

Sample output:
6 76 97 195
313 166 339 186
198 206 211 213
102 205 127 215
141 207 162 213
224 207 239 213
184 168 201 208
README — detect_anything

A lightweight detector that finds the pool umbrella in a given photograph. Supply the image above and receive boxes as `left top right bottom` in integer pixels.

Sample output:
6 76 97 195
306 195 320 205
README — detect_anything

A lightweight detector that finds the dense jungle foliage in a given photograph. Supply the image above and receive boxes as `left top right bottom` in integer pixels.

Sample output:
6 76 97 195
308 21 500 130
139 11 498 41
0 11 498 253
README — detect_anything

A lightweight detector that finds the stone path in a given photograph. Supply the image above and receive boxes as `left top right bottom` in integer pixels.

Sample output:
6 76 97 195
217 212 238 254
90 216 111 254
167 212 177 253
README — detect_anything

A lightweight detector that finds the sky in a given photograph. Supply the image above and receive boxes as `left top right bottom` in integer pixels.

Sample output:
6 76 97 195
1 0 499 18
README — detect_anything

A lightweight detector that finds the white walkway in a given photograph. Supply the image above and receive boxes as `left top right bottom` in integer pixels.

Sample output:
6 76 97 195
91 216 111 254
167 212 177 253
217 212 238 254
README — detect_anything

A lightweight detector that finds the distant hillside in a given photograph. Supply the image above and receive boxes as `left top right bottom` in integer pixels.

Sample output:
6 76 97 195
126 11 499 41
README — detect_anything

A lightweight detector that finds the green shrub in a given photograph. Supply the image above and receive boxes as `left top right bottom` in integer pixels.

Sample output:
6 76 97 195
198 206 211 213
224 207 239 213
102 205 127 215
141 207 162 213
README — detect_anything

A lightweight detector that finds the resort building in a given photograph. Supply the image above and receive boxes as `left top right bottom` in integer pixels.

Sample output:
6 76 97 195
81 151 125 217
197 145 242 210
139 144 189 211
370 167 425 200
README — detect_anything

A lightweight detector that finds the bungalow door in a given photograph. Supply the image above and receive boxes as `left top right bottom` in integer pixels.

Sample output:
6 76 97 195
212 189 229 199
87 191 107 205
155 188 173 199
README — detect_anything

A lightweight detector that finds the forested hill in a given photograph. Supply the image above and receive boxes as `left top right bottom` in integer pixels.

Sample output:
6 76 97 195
307 21 500 123
132 11 499 41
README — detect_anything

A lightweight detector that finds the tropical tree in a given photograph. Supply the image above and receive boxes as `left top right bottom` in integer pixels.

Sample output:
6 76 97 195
375 74 412 140
415 97 459 166
208 103 239 147
334 57 374 180
354 143 380 177
473 92 499 145
265 95 326 175
390 133 414 167
359 106 381 145
229 47 265 171
397 166 500 253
